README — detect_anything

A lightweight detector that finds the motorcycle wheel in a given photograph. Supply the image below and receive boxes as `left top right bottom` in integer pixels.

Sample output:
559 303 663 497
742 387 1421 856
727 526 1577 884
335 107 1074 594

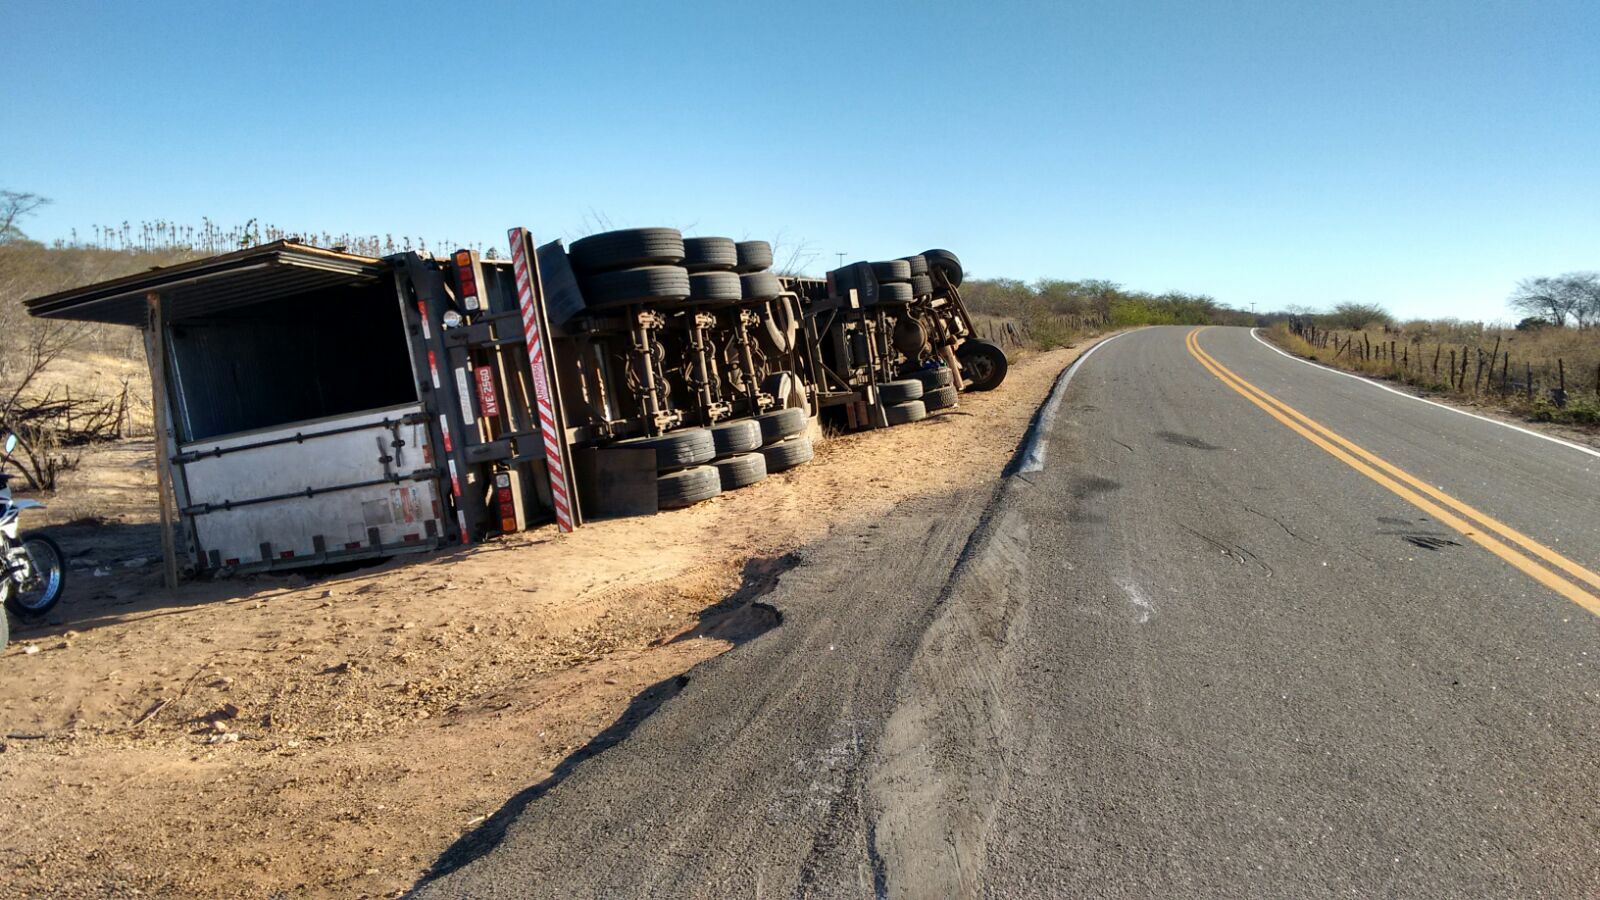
6 534 65 619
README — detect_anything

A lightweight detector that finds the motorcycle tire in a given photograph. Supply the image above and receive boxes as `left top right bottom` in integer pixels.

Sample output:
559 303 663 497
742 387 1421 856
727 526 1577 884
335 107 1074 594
5 534 65 619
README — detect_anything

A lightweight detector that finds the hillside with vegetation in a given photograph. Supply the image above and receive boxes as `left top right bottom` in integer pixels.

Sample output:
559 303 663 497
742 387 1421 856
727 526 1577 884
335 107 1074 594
1264 286 1600 430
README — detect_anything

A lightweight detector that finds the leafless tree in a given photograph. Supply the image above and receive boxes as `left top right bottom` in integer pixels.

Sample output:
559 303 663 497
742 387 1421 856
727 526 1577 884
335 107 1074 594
1509 275 1583 327
1561 271 1600 328
0 191 50 244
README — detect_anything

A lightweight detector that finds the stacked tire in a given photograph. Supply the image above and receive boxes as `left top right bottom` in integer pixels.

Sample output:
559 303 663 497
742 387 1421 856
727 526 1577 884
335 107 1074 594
565 228 784 310
754 406 813 473
911 366 959 412
878 377 927 425
567 228 692 310
708 418 768 492
679 236 781 307
613 428 721 510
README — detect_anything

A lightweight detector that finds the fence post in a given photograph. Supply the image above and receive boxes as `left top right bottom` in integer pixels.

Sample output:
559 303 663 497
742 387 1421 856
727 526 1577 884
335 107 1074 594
1449 349 1457 389
1526 362 1533 400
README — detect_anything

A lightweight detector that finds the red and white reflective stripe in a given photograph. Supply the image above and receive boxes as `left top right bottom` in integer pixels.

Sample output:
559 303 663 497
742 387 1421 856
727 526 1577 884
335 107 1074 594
427 350 442 390
508 227 574 532
437 415 453 453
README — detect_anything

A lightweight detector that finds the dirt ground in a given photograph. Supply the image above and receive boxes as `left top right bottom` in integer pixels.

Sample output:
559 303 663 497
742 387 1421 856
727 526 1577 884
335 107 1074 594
0 343 1095 899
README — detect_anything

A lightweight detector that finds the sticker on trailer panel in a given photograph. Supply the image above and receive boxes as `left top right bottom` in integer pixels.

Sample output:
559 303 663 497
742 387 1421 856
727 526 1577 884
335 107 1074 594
454 367 476 422
391 486 418 524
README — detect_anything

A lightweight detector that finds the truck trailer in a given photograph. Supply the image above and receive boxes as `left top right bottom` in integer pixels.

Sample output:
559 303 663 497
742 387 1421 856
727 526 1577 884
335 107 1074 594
24 228 1006 583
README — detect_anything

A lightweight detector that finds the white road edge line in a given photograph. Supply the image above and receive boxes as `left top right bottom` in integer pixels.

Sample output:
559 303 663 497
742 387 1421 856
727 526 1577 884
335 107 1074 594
1248 327 1600 462
1019 331 1128 473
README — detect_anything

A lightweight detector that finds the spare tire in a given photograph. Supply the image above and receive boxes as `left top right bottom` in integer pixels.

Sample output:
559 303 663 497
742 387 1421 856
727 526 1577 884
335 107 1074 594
581 266 691 308
569 228 685 274
909 274 934 297
682 237 738 272
740 271 782 302
870 260 912 283
885 400 927 425
911 367 954 390
921 249 963 287
712 452 768 490
710 419 762 456
761 370 808 415
755 407 807 443
899 254 929 276
956 338 1008 391
879 379 924 404
878 282 915 305
759 435 814 472
735 241 774 273
688 271 742 304
658 465 721 509
614 428 715 470
923 385 959 411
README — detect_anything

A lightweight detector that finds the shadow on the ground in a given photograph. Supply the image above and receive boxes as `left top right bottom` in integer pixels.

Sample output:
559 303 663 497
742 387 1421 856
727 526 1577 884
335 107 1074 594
5 525 470 640
414 552 793 886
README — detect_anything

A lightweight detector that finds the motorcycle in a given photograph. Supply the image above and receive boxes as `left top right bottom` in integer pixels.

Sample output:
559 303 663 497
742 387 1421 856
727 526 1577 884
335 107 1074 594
1 432 66 650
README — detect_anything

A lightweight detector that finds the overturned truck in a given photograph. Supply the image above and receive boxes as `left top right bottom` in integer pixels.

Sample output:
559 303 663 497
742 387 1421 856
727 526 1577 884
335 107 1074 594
24 228 1007 581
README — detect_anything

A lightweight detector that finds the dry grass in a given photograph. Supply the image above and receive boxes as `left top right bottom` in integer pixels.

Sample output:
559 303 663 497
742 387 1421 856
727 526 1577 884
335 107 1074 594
1266 322 1600 428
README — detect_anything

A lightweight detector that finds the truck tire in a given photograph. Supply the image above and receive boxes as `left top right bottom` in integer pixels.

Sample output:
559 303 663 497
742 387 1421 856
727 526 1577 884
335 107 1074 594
682 237 738 272
923 385 959 411
658 465 721 509
759 435 814 472
761 370 808 414
956 339 1008 391
911 367 954 390
712 452 768 490
885 400 927 425
755 407 807 443
878 379 924 404
710 418 762 455
921 248 963 287
688 271 742 304
581 266 691 308
569 228 685 274
735 241 773 273
740 271 782 302
899 254 929 276
614 428 715 470
877 282 914 305
909 274 934 297
870 260 912 283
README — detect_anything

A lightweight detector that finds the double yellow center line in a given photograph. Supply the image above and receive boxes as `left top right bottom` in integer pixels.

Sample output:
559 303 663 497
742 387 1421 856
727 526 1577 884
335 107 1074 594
1185 327 1600 617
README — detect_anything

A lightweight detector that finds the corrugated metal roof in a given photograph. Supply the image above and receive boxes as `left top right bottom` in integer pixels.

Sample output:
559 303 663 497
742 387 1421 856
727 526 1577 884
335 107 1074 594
24 240 388 325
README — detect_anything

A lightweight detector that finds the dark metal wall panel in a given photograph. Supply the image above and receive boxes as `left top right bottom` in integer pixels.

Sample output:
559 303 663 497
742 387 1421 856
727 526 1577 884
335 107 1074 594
169 281 416 441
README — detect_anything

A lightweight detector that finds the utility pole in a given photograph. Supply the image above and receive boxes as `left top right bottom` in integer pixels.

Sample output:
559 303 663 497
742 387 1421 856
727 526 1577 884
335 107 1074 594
835 252 847 268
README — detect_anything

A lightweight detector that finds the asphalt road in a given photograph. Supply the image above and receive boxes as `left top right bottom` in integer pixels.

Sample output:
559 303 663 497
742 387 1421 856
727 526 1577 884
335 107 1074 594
414 325 1600 898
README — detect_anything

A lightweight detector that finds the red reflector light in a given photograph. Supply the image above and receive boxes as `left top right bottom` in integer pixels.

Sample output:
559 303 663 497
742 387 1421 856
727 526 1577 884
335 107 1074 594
501 517 518 532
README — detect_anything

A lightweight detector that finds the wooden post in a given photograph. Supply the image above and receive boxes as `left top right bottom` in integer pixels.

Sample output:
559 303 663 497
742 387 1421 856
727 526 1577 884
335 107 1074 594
1526 362 1533 400
1449 349 1457 389
1558 358 1565 392
1432 344 1441 376
145 291 181 591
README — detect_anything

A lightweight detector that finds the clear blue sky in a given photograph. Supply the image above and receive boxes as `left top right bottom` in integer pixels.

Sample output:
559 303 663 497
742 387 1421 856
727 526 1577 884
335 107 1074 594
4 0 1596 321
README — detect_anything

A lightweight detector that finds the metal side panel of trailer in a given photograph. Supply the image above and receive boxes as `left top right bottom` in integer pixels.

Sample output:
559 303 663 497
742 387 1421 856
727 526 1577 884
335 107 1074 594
177 403 444 573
